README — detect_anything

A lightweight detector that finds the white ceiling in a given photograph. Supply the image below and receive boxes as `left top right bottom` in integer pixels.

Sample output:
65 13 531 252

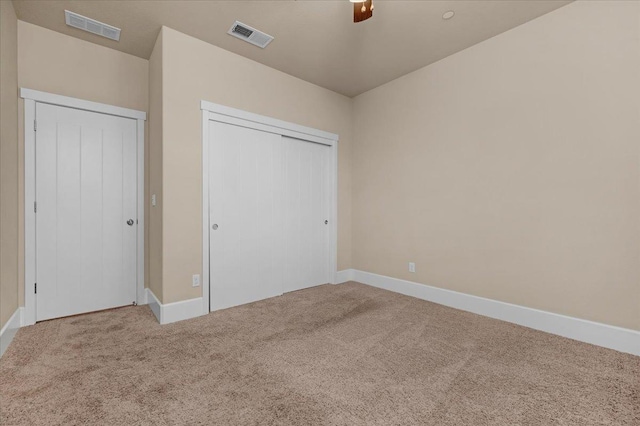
12 0 572 97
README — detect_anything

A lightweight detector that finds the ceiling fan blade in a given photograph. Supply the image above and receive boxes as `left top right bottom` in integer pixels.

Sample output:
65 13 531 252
354 0 373 23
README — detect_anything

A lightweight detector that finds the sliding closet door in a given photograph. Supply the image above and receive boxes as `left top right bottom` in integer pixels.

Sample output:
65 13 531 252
208 121 284 311
208 121 332 311
282 137 331 292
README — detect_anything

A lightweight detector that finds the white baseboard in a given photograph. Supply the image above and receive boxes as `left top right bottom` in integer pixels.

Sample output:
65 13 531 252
350 270 640 356
147 289 162 323
145 289 205 325
0 308 24 358
137 286 148 306
335 269 355 284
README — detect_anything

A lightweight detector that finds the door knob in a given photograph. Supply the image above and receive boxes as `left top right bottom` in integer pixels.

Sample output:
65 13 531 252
127 219 134 226
212 224 219 230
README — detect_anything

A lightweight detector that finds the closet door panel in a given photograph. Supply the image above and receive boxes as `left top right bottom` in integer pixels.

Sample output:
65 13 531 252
209 122 283 311
282 136 331 293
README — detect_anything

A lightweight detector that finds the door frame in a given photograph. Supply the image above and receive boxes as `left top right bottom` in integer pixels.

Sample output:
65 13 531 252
21 88 147 326
201 101 339 315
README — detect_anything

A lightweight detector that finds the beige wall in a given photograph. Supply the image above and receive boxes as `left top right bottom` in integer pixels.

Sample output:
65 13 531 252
17 21 149 111
6 2 636 332
0 0 19 329
353 0 640 330
160 26 353 303
148 29 163 300
16 21 150 305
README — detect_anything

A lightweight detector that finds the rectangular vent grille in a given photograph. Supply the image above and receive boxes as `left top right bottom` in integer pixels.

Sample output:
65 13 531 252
227 21 274 49
65 10 121 41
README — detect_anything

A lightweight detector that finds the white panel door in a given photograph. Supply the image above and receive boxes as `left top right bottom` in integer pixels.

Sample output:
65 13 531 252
209 121 284 311
36 103 137 321
282 136 331 292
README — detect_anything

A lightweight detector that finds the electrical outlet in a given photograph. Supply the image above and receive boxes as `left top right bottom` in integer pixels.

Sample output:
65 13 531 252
192 274 200 287
151 194 157 207
409 262 416 273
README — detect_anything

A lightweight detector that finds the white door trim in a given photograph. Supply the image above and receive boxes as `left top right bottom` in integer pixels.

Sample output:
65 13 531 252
200 101 337 144
201 102 339 315
21 88 146 325
20 88 146 121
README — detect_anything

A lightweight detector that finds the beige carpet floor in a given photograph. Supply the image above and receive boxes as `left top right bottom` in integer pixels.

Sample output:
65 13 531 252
1 282 638 425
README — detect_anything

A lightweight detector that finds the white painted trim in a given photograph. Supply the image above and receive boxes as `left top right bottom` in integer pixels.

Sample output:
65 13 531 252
208 112 332 146
0 308 24 358
22 90 146 324
201 102 339 312
200 101 338 144
145 289 204 325
20 88 146 120
329 142 339 284
351 270 640 356
201 110 211 315
146 289 162 323
136 119 146 305
335 269 355 284
23 99 36 326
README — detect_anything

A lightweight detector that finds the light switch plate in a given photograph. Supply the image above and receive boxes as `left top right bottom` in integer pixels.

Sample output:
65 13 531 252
409 262 416 273
192 274 200 287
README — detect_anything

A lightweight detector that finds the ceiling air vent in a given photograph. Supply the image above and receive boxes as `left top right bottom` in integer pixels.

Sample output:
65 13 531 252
64 10 121 41
227 21 274 49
